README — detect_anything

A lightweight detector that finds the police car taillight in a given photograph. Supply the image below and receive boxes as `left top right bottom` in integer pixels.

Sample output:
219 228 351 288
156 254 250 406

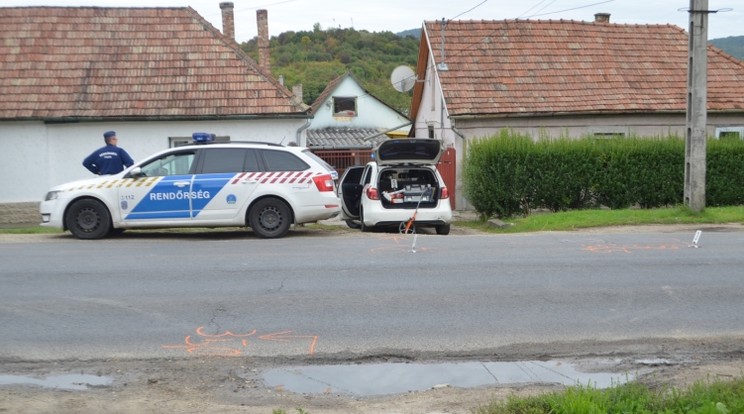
192 132 215 144
312 174 335 192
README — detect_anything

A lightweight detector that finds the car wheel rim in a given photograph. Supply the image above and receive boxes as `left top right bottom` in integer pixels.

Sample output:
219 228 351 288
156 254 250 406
77 208 100 232
258 207 282 231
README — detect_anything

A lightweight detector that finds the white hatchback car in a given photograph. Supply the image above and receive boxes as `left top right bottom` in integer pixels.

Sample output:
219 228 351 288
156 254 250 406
40 134 341 239
337 138 452 235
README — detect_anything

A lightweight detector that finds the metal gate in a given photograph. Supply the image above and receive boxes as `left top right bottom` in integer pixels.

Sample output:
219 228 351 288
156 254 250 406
437 147 456 210
311 149 373 178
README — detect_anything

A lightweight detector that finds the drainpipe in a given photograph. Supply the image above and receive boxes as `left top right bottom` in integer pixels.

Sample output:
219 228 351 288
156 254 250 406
295 119 311 147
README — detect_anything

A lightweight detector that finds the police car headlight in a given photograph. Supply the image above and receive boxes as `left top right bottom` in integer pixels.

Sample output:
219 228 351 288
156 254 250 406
44 191 60 201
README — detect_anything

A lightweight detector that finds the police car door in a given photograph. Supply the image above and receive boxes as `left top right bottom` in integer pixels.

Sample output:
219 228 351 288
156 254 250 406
189 148 260 221
119 150 196 222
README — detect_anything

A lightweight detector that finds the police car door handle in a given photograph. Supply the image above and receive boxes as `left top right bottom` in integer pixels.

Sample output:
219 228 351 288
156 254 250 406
173 181 190 188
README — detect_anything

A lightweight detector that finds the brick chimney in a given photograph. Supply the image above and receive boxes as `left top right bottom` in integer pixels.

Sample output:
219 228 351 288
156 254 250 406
594 13 610 24
257 9 270 72
219 2 235 41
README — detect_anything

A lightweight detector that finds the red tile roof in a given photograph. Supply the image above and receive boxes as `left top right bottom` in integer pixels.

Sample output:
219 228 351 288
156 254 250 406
0 7 307 120
417 19 744 117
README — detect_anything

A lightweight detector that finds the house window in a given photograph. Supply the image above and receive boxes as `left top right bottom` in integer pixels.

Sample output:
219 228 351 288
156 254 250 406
715 127 744 141
170 135 230 148
592 132 625 139
427 125 435 139
333 96 357 116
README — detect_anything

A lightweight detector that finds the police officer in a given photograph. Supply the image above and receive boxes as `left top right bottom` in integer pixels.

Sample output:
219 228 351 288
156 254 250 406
82 130 134 175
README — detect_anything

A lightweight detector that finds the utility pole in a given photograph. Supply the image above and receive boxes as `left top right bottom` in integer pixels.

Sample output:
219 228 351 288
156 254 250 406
684 0 709 212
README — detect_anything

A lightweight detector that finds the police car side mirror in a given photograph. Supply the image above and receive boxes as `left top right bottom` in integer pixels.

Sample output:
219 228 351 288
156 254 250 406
127 167 146 178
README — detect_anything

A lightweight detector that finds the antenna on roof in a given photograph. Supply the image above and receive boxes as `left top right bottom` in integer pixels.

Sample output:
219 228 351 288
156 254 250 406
437 18 449 71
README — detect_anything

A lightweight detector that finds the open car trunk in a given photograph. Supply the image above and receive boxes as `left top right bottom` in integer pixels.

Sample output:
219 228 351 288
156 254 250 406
377 167 440 209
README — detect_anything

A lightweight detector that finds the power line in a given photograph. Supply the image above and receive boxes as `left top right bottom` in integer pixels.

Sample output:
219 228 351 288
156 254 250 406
450 0 490 21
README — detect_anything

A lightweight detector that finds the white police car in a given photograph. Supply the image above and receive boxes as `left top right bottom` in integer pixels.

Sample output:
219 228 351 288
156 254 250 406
40 133 341 239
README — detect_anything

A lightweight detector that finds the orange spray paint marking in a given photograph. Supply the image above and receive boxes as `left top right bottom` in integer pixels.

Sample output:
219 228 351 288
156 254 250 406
161 327 257 356
163 327 318 356
259 331 319 355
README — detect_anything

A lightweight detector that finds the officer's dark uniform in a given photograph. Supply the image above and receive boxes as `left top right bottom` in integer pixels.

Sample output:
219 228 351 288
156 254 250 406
82 131 134 175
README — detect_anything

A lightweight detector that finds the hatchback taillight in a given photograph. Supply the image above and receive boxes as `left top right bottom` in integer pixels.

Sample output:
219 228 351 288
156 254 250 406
366 187 380 200
440 186 449 199
312 174 335 192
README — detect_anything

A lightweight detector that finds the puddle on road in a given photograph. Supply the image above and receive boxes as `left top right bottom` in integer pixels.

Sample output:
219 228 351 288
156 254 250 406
263 360 633 396
0 373 112 390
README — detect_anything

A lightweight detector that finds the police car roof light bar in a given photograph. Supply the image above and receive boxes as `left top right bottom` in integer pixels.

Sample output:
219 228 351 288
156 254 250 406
192 132 215 144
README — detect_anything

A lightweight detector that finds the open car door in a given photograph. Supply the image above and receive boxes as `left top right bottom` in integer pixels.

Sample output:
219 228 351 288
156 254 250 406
337 166 365 223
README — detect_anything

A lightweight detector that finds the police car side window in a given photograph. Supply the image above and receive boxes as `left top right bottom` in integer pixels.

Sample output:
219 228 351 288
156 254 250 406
141 152 195 176
201 149 244 174
198 149 261 173
260 149 309 172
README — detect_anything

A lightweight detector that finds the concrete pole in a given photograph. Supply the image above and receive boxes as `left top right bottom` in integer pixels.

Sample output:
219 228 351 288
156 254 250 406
684 0 708 212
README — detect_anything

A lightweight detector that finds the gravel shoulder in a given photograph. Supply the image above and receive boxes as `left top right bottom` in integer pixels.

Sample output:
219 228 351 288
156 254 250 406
2 337 744 414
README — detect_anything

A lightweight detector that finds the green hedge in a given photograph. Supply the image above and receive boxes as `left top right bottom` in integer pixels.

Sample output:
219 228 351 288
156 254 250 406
462 132 744 218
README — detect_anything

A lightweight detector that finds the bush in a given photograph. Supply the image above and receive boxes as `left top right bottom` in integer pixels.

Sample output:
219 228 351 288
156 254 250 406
463 132 744 218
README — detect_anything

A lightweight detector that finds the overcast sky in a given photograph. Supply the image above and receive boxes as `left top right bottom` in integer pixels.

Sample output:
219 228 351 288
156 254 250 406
4 0 741 41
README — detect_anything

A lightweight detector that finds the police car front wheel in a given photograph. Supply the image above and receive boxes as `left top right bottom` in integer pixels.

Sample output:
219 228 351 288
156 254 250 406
248 198 291 239
65 198 112 240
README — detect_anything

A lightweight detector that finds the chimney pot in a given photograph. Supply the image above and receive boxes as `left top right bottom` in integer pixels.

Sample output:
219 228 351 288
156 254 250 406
220 2 235 41
257 9 271 72
594 13 610 24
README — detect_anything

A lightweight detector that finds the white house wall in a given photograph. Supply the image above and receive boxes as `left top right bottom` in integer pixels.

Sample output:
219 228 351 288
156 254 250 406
450 113 744 140
413 58 463 206
1 119 307 203
312 77 410 131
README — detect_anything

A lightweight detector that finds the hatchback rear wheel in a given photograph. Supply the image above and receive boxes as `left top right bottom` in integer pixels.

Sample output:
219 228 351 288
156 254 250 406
248 198 292 238
359 208 371 232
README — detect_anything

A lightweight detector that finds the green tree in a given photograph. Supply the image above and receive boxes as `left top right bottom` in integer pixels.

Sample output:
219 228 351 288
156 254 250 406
241 26 419 113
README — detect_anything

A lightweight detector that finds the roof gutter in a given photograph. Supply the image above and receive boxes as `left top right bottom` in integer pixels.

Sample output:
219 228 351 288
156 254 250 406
38 113 311 124
449 110 690 120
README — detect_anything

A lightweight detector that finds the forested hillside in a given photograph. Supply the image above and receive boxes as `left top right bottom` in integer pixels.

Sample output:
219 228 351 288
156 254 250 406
241 25 420 114
240 27 743 115
710 36 744 60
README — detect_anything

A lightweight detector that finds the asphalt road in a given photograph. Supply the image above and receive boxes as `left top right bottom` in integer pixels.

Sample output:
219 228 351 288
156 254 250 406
2 226 743 362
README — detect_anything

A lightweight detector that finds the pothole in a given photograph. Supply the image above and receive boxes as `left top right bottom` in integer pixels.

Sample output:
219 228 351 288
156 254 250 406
262 359 638 396
0 373 112 390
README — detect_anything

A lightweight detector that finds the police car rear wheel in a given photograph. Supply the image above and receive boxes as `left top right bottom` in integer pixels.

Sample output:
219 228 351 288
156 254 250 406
249 198 291 239
65 199 111 240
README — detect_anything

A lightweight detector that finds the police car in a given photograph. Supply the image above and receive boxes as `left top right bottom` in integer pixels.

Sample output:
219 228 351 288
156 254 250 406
40 133 341 239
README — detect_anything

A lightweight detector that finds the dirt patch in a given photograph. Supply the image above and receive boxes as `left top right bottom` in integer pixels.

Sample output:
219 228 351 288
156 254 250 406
2 337 744 414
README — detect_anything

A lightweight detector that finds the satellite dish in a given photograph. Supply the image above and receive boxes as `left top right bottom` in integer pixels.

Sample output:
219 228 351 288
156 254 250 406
390 65 416 92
